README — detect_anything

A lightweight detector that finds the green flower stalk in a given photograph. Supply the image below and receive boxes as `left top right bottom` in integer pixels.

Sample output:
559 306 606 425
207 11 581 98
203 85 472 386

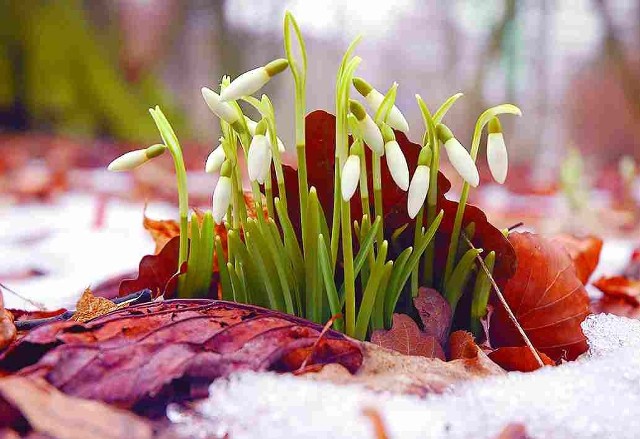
443 105 522 285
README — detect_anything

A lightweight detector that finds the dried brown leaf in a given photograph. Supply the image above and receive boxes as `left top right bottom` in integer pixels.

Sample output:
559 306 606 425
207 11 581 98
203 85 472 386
71 288 122 323
371 314 444 360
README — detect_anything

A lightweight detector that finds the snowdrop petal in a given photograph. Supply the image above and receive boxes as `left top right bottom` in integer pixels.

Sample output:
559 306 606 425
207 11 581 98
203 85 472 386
248 134 272 184
487 132 508 184
212 176 232 224
361 114 384 156
205 145 226 174
108 150 148 172
202 87 239 124
444 138 479 187
341 155 361 201
220 67 270 102
407 165 430 219
365 89 410 134
385 140 409 191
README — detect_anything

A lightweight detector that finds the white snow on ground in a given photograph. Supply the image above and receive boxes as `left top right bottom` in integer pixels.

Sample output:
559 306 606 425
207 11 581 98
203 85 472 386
0 191 173 310
168 314 640 439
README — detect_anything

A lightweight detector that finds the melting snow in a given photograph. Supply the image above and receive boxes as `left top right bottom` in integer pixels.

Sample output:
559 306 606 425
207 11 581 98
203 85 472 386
168 313 640 439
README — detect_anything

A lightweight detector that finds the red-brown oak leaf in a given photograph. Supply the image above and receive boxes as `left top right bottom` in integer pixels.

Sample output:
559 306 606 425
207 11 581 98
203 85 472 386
413 288 451 346
488 346 555 372
371 314 444 360
490 232 590 361
0 300 362 413
552 234 603 284
593 276 640 306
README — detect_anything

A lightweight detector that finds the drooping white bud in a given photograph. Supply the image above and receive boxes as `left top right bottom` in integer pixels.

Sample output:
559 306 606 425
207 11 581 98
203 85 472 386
487 132 508 184
341 155 361 201
220 59 289 102
353 77 409 134
248 134 272 184
444 138 479 187
107 144 166 172
205 145 226 174
384 140 409 191
407 164 430 219
211 175 232 224
245 117 285 153
202 87 238 124
350 100 384 155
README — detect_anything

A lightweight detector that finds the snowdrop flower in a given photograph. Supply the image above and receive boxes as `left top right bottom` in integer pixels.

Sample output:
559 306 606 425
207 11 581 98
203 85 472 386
245 116 286 153
381 125 409 191
247 120 272 184
437 123 479 187
353 77 409 134
407 147 432 219
349 100 384 156
341 154 361 201
205 140 226 174
201 87 239 125
220 59 289 102
487 117 508 184
108 144 166 172
212 161 233 224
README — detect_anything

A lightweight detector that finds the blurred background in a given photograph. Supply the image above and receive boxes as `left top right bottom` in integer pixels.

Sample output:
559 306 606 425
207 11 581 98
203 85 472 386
0 0 638 308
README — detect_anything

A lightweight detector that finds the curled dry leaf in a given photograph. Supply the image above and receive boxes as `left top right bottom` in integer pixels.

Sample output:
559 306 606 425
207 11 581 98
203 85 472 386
447 330 505 375
490 232 591 361
143 212 180 254
119 236 183 298
0 376 152 439
552 234 603 284
488 346 555 372
413 287 452 347
71 288 123 323
0 300 362 412
593 276 640 306
371 313 444 360
0 291 15 351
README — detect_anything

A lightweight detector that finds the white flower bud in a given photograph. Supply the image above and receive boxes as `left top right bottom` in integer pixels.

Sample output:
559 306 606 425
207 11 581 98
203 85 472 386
487 132 508 184
107 144 166 172
212 176 232 224
107 150 149 172
341 155 361 201
202 87 239 124
221 68 269 101
384 140 409 191
205 145 226 174
248 134 272 184
361 114 384 156
245 116 258 135
365 89 410 134
407 165 430 219
444 138 479 187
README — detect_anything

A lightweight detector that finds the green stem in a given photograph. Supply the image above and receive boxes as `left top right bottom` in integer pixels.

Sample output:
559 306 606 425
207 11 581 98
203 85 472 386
443 104 522 284
411 205 424 296
149 107 189 276
372 154 384 246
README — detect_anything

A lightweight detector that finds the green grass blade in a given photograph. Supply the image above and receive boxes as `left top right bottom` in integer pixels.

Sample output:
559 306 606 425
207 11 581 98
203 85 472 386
444 247 483 312
318 234 343 332
355 241 388 340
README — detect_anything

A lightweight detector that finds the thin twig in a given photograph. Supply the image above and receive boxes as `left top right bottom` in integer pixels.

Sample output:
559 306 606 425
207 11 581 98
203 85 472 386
0 282 45 310
462 234 545 368
362 407 390 439
507 222 524 232
296 313 341 372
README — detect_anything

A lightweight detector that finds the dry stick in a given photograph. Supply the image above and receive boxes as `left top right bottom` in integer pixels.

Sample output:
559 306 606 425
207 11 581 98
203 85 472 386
462 233 545 368
0 282 45 310
296 313 342 373
362 407 390 439
507 221 524 232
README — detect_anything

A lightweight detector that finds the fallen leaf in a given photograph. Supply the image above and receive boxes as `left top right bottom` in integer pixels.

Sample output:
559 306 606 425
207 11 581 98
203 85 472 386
488 346 555 372
143 212 180 254
371 314 444 360
118 236 183 298
447 330 505 376
307 341 503 397
552 234 603 284
0 300 362 412
490 232 591 361
71 288 122 323
591 297 640 319
0 376 152 438
593 276 640 306
494 423 531 439
623 248 640 279
413 288 452 346
0 290 15 350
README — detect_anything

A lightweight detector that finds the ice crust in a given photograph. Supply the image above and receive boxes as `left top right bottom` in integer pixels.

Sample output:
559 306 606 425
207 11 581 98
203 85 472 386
168 313 640 439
